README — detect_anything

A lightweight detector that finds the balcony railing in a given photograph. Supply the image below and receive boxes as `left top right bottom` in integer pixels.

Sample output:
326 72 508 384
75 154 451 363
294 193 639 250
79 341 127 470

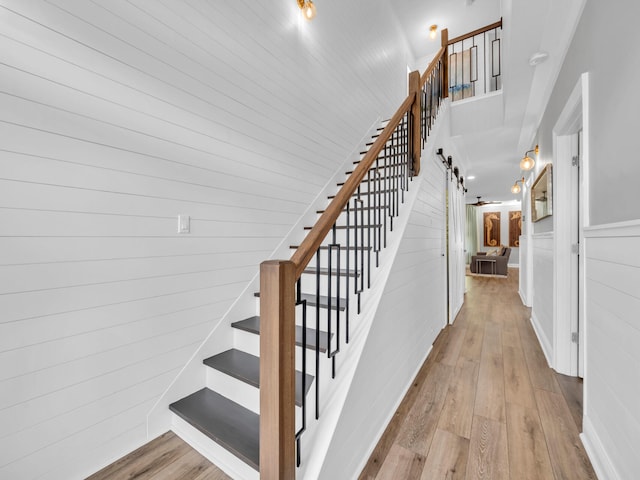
448 19 502 101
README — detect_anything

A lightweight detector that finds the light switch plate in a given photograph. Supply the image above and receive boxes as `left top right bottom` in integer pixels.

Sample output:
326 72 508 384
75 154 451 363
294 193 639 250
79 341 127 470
178 215 190 234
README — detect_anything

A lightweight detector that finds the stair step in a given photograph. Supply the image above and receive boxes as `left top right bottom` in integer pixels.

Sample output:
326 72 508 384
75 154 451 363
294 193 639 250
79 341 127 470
232 316 331 352
290 244 371 251
328 190 395 199
303 224 382 230
203 349 313 406
316 205 389 214
169 388 259 471
254 292 346 311
302 267 358 277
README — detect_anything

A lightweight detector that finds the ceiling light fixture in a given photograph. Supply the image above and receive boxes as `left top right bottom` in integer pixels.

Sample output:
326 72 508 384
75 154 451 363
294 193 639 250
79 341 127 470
529 52 549 66
297 0 317 20
429 25 438 40
511 176 525 194
520 145 539 171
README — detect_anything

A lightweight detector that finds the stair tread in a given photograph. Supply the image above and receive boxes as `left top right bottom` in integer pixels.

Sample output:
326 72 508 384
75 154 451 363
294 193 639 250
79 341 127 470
254 292 346 311
328 190 396 199
302 267 358 277
203 349 313 406
290 244 371 251
231 316 331 352
303 224 382 230
169 388 259 470
316 205 389 213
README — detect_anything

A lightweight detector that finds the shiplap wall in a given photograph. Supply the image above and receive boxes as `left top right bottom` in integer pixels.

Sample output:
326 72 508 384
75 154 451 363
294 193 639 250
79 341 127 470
0 0 413 478
530 233 553 361
582 224 640 480
318 152 447 479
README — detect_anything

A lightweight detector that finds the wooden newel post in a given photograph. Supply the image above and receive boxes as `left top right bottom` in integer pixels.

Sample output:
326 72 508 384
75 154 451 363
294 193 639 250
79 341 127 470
408 70 421 175
441 28 449 99
260 260 296 480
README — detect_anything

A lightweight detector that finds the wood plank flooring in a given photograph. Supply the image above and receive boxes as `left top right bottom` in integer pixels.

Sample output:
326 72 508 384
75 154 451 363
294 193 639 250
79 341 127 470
359 269 596 480
86 431 230 480
89 269 594 480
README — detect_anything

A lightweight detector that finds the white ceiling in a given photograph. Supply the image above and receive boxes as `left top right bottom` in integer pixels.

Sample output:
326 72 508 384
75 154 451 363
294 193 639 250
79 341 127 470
390 0 586 203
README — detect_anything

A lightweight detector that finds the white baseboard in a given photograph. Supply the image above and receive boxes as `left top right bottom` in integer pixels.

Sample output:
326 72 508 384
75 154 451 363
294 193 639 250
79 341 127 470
529 313 552 367
518 289 530 307
581 415 620 480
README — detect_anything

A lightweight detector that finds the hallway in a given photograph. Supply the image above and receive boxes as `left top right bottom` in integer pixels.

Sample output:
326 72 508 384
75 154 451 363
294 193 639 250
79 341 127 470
359 270 597 479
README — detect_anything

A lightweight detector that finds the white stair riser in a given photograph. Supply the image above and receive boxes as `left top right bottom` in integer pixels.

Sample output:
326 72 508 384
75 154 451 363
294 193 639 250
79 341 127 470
171 414 259 480
232 329 338 378
204 368 309 428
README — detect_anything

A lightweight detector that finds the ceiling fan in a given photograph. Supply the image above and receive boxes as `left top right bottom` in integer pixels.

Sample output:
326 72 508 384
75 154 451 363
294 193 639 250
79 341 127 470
467 196 502 206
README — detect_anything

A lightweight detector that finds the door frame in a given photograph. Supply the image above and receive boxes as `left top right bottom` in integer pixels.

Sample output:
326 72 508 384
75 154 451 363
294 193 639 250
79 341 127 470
552 72 590 377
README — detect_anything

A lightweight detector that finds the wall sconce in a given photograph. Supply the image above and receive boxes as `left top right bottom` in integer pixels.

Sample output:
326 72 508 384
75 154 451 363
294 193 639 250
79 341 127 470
429 25 438 39
520 145 538 171
297 0 317 20
511 176 525 194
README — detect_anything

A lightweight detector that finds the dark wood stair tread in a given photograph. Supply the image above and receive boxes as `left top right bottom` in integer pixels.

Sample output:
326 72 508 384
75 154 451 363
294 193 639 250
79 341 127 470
316 205 389 214
290 244 371 251
302 267 358 277
303 224 382 230
328 190 395 199
231 316 331 352
203 349 312 406
254 292 346 311
169 388 259 470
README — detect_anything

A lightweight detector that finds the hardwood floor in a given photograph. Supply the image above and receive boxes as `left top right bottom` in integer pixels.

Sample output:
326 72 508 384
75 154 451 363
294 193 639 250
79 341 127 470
359 269 596 480
86 431 230 480
89 269 594 480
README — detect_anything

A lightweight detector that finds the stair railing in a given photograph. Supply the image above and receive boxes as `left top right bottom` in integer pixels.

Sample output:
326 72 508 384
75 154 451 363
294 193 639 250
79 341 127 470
448 19 502 101
259 31 449 480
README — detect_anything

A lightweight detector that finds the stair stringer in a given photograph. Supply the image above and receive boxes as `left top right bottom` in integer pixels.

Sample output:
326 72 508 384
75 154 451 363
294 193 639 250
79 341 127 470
297 101 452 480
145 117 382 442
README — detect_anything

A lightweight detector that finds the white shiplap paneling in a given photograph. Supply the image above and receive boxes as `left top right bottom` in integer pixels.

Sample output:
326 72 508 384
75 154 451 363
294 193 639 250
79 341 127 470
317 145 448 479
582 224 640 480
0 0 414 477
530 233 554 363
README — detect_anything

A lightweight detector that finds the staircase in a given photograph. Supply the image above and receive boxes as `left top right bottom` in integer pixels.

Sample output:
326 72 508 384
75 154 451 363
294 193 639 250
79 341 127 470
168 118 411 476
162 25 456 479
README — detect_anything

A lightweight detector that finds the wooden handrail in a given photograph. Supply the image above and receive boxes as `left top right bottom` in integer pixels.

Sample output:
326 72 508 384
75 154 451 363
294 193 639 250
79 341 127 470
420 45 447 87
260 36 451 480
289 93 415 279
447 19 502 45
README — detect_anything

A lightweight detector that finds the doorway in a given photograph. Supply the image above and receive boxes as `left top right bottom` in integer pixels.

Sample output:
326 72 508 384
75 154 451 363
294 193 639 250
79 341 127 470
553 72 589 378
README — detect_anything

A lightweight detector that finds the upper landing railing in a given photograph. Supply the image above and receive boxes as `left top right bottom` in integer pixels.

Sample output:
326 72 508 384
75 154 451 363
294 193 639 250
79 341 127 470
259 21 500 479
448 19 502 101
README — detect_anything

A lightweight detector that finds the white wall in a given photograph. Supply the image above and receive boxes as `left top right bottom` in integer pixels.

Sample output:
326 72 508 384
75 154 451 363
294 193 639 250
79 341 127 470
474 203 521 266
530 233 554 362
531 0 640 478
582 224 640 480
317 151 447 480
0 1 414 478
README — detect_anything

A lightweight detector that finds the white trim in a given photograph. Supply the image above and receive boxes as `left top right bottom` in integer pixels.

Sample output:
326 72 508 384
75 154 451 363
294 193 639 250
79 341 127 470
584 219 640 237
350 345 433 478
581 416 621 480
551 72 590 377
530 313 552 367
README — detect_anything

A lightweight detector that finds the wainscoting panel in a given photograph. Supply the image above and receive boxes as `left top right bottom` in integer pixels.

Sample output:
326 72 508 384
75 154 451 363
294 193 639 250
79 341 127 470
530 233 554 363
582 222 640 480
0 0 414 477
317 152 448 480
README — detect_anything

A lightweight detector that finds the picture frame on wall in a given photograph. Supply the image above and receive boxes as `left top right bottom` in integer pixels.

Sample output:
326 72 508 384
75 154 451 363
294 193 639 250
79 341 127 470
483 211 501 247
531 164 553 222
509 210 522 247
